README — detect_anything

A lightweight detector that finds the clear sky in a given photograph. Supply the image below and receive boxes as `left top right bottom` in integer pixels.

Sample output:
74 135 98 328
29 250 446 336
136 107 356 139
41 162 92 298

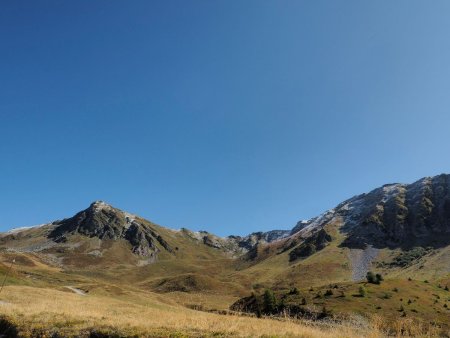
1 1 450 236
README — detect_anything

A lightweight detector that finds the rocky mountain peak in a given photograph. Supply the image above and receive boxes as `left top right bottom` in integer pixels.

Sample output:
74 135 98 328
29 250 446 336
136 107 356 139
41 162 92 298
48 201 127 240
335 174 450 248
47 202 173 258
89 200 113 211
284 174 450 251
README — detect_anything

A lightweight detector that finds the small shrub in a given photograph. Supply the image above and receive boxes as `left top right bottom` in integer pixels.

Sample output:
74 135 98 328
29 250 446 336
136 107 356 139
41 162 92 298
359 286 367 297
289 287 300 295
382 293 392 299
89 332 121 338
375 273 383 283
317 306 332 319
0 316 18 338
366 271 376 284
324 289 333 297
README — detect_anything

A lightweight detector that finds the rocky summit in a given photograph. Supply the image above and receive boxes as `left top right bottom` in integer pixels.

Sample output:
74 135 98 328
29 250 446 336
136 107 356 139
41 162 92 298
336 174 450 249
47 201 174 257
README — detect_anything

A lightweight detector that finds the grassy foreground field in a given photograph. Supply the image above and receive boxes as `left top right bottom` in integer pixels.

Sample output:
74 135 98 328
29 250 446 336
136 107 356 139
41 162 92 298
0 285 394 338
0 284 447 337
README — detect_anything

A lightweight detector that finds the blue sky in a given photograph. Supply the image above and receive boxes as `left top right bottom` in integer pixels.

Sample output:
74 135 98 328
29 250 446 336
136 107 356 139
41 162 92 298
1 1 450 236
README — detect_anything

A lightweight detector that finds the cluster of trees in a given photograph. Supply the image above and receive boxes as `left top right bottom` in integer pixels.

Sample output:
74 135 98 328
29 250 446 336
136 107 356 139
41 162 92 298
262 289 277 314
260 271 398 314
257 289 331 319
255 289 285 316
366 271 383 284
391 247 431 267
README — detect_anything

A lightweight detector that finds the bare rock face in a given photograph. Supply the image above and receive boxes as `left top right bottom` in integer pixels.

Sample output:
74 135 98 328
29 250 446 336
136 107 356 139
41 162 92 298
290 220 312 235
123 223 158 257
227 230 291 252
49 201 127 240
289 229 332 262
181 228 291 255
337 174 450 249
48 201 173 257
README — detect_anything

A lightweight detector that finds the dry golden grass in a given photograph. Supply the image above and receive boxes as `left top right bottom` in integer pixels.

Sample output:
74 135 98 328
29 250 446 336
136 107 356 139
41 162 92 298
0 285 384 338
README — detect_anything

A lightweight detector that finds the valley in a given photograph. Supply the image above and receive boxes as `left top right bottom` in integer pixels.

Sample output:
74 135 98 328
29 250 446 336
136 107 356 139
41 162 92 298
1 174 450 337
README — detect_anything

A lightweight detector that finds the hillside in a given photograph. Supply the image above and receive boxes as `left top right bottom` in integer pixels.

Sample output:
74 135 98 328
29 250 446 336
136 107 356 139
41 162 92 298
234 174 450 289
0 174 449 336
0 201 292 300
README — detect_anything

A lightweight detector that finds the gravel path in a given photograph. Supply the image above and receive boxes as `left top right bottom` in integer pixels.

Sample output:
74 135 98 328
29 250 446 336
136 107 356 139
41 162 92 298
348 245 379 281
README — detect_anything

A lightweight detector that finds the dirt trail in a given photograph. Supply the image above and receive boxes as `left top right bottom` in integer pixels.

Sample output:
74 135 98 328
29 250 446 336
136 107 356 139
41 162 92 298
65 286 87 296
348 245 379 281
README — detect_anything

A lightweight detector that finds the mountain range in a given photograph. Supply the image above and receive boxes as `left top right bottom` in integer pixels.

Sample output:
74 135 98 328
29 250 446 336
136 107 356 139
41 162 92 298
1 174 450 336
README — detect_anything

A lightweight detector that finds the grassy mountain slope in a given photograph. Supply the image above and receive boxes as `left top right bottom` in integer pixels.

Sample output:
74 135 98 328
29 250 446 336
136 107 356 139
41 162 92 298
1 174 450 336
